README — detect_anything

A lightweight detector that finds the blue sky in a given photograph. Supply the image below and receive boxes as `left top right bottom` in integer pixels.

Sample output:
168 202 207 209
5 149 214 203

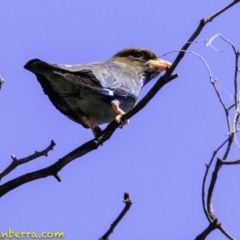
0 1 240 239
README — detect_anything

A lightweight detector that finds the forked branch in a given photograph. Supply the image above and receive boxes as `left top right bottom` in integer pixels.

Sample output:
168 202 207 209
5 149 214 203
0 1 239 240
0 140 55 181
201 34 239 239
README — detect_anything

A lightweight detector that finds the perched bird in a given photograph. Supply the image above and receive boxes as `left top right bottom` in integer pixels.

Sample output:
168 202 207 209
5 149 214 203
24 48 171 137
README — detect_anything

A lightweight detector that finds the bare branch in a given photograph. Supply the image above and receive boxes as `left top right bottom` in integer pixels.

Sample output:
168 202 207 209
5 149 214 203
228 103 236 110
206 34 240 110
162 50 213 78
163 48 233 133
207 160 221 220
0 73 177 198
164 0 240 79
205 158 236 240
218 35 239 109
0 74 4 90
205 34 224 52
202 138 228 222
0 2 239 240
218 158 240 165
0 140 56 181
0 0 237 199
195 219 219 240
217 225 235 240
207 0 240 20
195 219 235 240
212 80 232 132
99 192 132 240
201 24 240 240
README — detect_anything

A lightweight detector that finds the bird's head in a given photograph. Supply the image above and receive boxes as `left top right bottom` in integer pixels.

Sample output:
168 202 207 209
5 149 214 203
110 47 171 86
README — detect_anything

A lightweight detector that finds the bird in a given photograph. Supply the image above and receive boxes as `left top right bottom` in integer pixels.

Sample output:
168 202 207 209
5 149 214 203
24 48 171 137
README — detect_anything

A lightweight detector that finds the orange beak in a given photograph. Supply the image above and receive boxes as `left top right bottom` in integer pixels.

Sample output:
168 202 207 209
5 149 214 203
148 58 172 71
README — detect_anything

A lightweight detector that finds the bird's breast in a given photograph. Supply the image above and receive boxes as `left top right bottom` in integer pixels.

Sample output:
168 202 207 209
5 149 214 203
76 88 135 124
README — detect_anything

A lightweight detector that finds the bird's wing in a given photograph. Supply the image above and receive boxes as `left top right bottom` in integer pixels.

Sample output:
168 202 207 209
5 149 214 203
24 59 138 128
25 60 97 128
48 61 139 99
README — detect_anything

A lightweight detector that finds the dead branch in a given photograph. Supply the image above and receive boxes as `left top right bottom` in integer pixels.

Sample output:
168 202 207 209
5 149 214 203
201 34 239 239
207 34 240 107
218 158 240 165
202 138 229 222
0 73 178 198
195 219 219 240
0 140 55 181
195 219 235 240
0 1 239 240
99 192 132 240
0 74 4 89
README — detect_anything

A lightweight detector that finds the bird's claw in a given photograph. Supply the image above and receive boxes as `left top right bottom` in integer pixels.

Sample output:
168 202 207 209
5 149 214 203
115 115 129 128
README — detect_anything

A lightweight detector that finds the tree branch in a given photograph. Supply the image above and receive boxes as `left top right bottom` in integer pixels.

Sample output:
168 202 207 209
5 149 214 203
201 30 240 240
99 192 132 240
0 140 56 181
0 74 4 90
202 138 228 222
0 73 178 198
195 219 219 240
218 158 240 165
1 1 240 240
165 0 240 79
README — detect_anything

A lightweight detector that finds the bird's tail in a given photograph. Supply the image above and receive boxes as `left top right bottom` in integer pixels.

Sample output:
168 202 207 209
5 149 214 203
24 59 52 74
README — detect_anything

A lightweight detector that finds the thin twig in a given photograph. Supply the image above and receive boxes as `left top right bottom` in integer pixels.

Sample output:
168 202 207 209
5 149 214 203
99 192 132 240
206 34 239 110
202 138 228 221
203 31 240 240
228 103 236 110
0 140 56 181
218 158 240 165
218 35 239 108
207 1 240 20
165 0 240 78
232 92 240 148
212 81 232 133
162 50 232 133
0 75 4 90
161 50 213 78
217 224 235 240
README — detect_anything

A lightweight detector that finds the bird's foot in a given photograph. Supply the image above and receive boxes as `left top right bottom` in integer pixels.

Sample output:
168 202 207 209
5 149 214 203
111 100 129 128
115 114 129 128
82 115 102 139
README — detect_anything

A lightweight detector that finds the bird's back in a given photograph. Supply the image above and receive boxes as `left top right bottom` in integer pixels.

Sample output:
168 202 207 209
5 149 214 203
24 59 137 125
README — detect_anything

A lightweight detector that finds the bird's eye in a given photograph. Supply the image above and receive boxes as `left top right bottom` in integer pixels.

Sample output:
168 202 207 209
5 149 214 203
130 52 143 58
